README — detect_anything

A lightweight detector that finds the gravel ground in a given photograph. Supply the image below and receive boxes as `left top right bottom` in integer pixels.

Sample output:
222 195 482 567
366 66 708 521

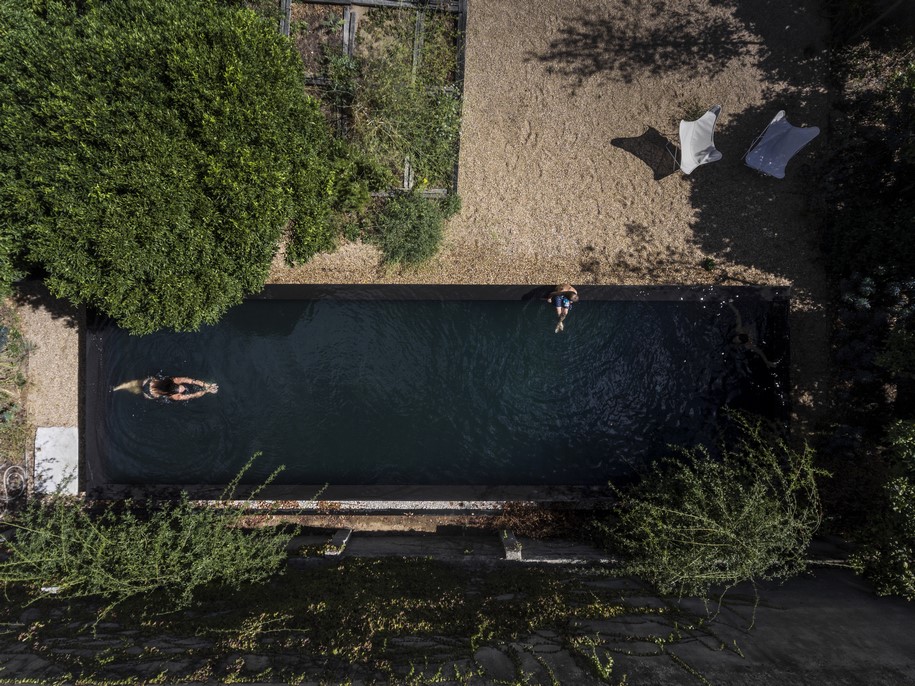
16 0 834 439
13 282 80 428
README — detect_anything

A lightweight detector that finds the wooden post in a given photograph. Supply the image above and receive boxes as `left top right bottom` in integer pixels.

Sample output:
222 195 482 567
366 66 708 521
278 0 291 36
411 9 424 82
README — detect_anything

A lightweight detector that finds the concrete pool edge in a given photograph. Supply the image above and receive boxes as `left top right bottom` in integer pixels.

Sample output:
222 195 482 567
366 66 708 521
243 283 791 302
82 283 792 503
74 482 616 506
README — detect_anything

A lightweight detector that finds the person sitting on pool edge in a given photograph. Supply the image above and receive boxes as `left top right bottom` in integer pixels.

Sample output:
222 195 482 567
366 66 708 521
547 284 579 333
112 375 218 401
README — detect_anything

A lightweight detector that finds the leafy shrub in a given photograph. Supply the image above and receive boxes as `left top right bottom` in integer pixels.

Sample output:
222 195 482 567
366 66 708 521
851 421 915 600
328 8 462 188
861 477 915 600
0 0 359 333
372 190 459 266
887 420 915 467
823 40 915 278
876 326 915 378
605 414 823 597
0 462 294 614
440 191 462 219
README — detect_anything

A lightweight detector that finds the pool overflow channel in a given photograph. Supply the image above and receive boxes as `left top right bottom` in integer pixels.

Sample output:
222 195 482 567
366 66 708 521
83 285 790 512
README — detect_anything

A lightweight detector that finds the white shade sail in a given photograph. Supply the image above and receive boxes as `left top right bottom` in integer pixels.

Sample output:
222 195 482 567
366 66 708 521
744 111 819 179
678 105 723 174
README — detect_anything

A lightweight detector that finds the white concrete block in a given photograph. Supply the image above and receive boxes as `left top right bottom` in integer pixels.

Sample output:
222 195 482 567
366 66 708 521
500 528 523 561
34 427 78 495
324 528 353 556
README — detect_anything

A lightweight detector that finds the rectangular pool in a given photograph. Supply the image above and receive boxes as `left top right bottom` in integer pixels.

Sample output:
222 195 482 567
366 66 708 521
83 285 790 501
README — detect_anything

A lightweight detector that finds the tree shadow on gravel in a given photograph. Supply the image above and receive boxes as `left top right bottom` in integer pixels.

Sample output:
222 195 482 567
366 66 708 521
12 280 79 329
528 0 758 85
528 0 825 89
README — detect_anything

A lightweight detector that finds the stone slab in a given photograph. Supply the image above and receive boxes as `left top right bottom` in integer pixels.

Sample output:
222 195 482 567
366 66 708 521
34 427 78 495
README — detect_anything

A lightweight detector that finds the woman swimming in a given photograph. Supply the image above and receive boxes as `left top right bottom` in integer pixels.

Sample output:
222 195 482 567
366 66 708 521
113 375 218 401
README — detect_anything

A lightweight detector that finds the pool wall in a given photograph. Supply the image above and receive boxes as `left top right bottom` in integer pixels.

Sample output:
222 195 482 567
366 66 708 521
82 284 790 504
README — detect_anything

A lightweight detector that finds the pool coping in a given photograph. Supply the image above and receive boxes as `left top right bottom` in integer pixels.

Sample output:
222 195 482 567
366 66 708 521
243 283 791 302
82 284 791 503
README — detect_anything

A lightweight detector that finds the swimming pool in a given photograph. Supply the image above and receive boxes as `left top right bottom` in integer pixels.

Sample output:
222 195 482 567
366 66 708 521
83 285 789 501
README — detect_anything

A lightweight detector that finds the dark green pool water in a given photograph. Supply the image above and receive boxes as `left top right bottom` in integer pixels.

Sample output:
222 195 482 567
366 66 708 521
87 294 787 487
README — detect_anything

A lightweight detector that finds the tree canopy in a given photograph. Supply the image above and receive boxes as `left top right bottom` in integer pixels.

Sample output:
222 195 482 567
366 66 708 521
0 0 354 333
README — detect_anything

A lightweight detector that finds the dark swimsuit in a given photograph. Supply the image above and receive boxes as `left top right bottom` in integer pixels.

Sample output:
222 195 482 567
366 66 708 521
551 295 572 309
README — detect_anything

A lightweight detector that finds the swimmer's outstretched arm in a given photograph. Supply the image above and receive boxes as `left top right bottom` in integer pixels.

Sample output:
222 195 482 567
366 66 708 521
168 389 208 401
172 376 206 386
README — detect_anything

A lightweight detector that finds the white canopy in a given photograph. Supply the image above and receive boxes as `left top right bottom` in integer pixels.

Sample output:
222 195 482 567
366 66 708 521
744 111 819 179
678 105 723 175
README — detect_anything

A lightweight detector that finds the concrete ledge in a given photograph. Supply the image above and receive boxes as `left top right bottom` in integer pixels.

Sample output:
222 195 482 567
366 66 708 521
34 427 78 495
500 529 523 561
324 528 353 556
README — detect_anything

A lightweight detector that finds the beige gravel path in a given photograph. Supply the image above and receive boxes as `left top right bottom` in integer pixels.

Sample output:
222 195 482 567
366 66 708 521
14 282 80 428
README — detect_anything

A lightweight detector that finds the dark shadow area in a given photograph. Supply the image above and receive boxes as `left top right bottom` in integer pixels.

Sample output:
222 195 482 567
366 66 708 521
519 285 554 301
527 0 758 85
685 100 824 284
682 95 830 435
12 280 79 329
2 563 914 685
528 0 825 89
611 128 677 180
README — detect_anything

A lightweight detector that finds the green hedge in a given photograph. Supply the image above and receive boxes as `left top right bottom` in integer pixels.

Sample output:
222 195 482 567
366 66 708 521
0 0 361 333
372 189 459 266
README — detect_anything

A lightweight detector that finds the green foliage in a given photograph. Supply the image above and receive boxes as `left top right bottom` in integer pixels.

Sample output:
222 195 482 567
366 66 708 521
440 191 462 219
824 39 915 279
284 137 388 264
606 414 824 597
850 420 915 600
0 0 356 333
372 190 459 266
824 33 915 597
0 460 294 614
887 419 915 467
876 325 915 378
851 488 915 598
0 307 30 465
0 556 752 683
680 98 707 122
330 8 462 188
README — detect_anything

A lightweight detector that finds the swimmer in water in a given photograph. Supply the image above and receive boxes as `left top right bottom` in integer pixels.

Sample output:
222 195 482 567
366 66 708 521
113 376 218 401
547 284 579 333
